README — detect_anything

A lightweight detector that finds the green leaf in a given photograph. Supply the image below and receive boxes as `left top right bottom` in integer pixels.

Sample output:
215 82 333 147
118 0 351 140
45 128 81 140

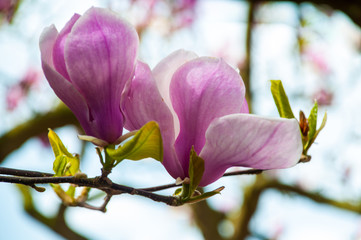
307 102 318 142
106 121 163 163
48 129 72 158
184 186 225 204
173 188 182 196
48 129 80 176
53 156 67 176
312 112 327 144
304 110 327 154
187 146 205 199
270 80 295 119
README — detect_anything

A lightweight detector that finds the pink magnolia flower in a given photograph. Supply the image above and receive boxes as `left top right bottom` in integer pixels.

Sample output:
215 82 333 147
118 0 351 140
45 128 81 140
124 50 302 186
40 7 139 145
6 68 40 111
0 0 18 23
0 0 12 10
312 88 333 106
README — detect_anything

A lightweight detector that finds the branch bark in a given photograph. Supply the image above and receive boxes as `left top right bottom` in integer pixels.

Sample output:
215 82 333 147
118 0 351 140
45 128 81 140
0 104 79 164
232 175 361 239
245 0 361 29
17 185 88 240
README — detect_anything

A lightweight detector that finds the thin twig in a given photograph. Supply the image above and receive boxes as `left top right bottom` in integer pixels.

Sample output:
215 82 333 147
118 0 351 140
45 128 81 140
77 194 112 212
0 166 264 206
0 167 53 177
139 183 178 192
0 174 182 206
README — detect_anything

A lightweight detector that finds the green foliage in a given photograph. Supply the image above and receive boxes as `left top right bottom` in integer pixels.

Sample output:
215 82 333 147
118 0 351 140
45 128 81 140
188 146 205 199
270 81 327 156
48 129 79 176
270 80 295 119
183 186 224 204
307 102 318 144
106 121 163 164
176 147 224 204
303 103 327 154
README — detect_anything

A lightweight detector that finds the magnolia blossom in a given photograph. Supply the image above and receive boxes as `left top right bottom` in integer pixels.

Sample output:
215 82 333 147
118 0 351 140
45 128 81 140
0 0 19 23
124 50 302 186
6 68 40 111
40 7 138 145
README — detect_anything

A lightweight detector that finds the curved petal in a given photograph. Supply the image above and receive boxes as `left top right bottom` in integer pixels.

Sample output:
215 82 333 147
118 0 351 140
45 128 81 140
40 25 94 136
52 13 80 81
199 114 303 186
240 98 249 113
153 49 198 136
170 57 246 173
123 61 184 178
65 7 139 142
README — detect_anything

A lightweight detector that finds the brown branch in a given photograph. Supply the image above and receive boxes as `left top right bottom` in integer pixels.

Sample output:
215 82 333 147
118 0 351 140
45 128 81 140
232 175 361 239
0 104 78 164
0 173 182 206
266 180 361 213
0 166 268 208
139 183 178 192
0 167 53 177
240 0 257 112
232 175 264 240
242 0 361 29
78 194 112 212
191 199 227 240
17 185 88 240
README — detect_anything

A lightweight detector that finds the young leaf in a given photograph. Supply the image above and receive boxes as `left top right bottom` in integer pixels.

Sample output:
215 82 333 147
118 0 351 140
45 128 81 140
48 129 73 158
187 146 205 199
53 155 67 176
307 101 318 142
48 129 80 176
173 188 182 196
184 186 225 204
106 121 163 163
53 154 80 177
270 80 295 119
311 112 327 145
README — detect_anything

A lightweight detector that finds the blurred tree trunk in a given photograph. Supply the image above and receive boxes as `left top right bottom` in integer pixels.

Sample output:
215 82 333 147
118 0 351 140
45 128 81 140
248 0 361 28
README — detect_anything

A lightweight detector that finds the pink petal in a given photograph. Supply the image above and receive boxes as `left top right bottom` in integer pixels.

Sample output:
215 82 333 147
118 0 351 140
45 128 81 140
241 98 249 113
152 49 198 136
199 114 303 186
39 25 94 135
52 13 80 81
170 57 246 173
64 7 139 142
123 61 184 178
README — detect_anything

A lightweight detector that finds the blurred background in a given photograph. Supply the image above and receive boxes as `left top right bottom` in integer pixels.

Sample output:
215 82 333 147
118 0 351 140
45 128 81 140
1 0 361 239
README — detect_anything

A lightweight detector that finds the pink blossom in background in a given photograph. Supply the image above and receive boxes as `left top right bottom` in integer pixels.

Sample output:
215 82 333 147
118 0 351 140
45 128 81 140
6 68 40 111
0 0 12 10
6 85 23 110
40 7 139 145
37 132 51 148
171 0 197 30
312 88 333 106
0 0 18 23
129 0 198 34
304 49 330 75
124 49 302 186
